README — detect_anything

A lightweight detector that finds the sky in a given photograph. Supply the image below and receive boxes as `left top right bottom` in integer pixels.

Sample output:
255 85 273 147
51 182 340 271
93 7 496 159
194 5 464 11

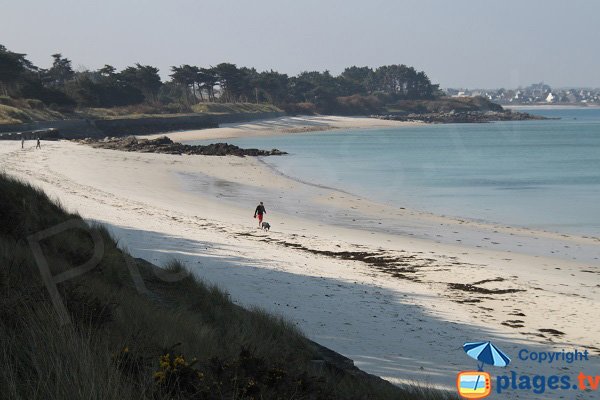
1 0 599 89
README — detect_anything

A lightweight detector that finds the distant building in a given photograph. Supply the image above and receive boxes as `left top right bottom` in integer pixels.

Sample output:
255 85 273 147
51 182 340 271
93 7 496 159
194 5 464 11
444 84 599 105
514 90 522 100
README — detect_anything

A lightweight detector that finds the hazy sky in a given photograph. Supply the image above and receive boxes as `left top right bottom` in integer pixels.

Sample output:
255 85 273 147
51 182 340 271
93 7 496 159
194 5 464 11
2 0 598 88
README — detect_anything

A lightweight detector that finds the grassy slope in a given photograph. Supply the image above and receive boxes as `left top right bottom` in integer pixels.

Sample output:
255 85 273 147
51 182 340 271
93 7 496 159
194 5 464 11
191 103 281 114
0 96 65 125
81 103 282 120
0 173 455 400
0 98 282 125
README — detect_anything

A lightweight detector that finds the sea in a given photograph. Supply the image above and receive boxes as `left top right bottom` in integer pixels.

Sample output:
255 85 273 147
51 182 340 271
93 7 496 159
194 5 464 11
189 107 600 237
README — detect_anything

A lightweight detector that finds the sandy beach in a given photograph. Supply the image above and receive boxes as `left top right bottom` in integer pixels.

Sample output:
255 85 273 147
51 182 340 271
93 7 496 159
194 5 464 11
145 115 424 141
2 116 598 398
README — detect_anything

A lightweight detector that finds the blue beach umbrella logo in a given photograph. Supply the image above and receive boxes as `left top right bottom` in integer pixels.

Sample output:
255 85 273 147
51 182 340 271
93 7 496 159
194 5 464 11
463 341 511 370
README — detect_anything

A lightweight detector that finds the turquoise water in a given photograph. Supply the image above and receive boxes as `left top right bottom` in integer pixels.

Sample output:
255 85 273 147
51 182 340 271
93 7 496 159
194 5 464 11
192 108 600 236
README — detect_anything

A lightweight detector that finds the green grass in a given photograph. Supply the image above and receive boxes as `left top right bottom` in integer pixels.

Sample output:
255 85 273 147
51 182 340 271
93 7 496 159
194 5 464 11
0 96 65 125
79 103 281 120
0 173 456 399
191 102 282 114
0 97 282 124
77 103 195 120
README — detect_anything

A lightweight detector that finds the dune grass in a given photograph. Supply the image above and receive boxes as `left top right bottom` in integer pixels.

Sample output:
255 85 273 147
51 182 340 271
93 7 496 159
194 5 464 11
191 102 282 114
0 96 65 125
0 173 456 400
75 103 281 120
0 96 281 126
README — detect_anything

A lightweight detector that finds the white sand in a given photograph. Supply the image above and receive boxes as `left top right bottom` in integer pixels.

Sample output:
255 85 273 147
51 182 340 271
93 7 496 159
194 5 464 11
144 115 423 142
2 116 598 399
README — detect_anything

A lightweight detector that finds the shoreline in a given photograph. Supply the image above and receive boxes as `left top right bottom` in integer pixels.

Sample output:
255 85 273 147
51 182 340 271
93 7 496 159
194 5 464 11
504 104 600 109
143 115 424 142
2 115 598 398
255 157 599 246
153 115 598 248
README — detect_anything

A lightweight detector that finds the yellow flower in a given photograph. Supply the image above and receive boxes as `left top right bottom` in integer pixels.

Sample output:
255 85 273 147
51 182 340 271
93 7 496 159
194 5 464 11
159 354 171 369
174 355 186 367
153 371 166 383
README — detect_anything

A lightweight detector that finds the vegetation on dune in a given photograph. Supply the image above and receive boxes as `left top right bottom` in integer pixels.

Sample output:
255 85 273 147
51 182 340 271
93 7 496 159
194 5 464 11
191 102 282 114
0 173 456 400
1 43 441 120
0 96 66 124
385 96 504 114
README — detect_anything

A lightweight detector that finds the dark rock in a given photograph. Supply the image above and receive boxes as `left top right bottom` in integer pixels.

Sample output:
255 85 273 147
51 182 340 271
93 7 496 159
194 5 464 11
148 136 174 146
80 136 287 157
374 110 551 124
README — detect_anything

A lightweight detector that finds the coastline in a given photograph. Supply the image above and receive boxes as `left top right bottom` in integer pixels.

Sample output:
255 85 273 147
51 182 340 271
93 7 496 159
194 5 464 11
504 104 600 110
143 115 423 142
2 116 598 398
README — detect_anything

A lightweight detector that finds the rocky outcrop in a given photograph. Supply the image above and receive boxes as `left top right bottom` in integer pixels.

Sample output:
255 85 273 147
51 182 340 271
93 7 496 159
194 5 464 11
375 110 550 123
79 136 287 157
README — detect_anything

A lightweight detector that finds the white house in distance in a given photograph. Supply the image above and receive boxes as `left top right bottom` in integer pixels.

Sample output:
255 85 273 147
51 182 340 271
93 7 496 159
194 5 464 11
546 92 555 102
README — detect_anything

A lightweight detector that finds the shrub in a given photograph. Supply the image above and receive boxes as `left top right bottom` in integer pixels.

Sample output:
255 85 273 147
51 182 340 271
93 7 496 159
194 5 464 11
281 102 317 115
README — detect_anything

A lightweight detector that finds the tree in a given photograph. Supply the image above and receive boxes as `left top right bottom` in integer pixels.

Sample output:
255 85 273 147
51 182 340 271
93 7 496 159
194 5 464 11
0 44 35 95
46 53 75 88
1 43 443 114
170 65 203 104
340 66 373 94
289 71 341 109
199 67 218 102
253 70 289 104
213 63 245 102
119 64 162 103
370 64 435 99
98 64 116 77
288 75 316 103
0 47 76 108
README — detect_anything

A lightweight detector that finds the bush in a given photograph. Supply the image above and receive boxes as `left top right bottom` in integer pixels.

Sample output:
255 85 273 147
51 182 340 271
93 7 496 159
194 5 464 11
334 94 383 115
281 102 317 115
18 80 77 111
26 98 45 110
389 97 505 114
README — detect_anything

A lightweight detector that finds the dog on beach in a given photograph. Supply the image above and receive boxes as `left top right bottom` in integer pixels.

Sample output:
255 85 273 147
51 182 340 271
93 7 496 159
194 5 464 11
261 222 271 231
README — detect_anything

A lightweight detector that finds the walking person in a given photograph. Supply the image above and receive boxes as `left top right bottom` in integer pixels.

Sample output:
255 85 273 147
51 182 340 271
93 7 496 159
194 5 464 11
253 201 266 227
21 136 25 149
36 137 41 149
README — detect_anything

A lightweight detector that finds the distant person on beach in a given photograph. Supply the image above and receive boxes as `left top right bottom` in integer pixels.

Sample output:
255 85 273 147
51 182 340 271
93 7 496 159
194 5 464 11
254 201 266 227
21 136 24 149
36 138 41 149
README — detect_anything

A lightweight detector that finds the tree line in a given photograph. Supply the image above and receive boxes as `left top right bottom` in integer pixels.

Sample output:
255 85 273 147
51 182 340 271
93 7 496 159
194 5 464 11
0 44 441 114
